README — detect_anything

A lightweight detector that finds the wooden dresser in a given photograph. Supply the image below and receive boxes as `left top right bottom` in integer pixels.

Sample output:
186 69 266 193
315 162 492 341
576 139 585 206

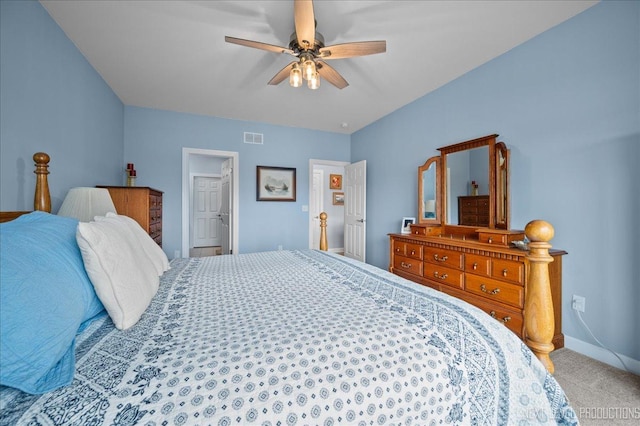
389 227 566 349
458 195 489 226
97 186 163 247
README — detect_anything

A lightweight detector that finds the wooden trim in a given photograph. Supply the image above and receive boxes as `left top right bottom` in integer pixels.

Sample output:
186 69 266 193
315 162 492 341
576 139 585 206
0 211 30 223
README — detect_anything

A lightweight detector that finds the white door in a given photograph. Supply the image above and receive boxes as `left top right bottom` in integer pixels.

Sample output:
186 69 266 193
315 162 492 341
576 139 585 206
220 159 232 254
310 169 324 249
192 176 221 248
344 160 366 262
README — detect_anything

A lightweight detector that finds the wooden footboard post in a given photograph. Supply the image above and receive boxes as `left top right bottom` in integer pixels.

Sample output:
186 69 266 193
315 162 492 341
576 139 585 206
33 152 51 212
524 220 555 373
319 212 328 251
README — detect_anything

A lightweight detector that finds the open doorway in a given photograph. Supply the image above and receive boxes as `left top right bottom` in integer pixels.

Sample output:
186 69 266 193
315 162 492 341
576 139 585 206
182 148 239 258
308 159 349 253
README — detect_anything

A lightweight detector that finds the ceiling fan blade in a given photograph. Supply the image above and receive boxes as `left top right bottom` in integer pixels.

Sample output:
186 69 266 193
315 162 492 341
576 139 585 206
268 62 297 86
319 41 386 60
316 61 348 89
294 0 315 50
225 36 294 55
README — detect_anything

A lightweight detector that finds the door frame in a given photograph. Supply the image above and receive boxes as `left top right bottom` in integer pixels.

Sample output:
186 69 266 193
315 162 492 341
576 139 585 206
308 159 350 250
182 148 239 257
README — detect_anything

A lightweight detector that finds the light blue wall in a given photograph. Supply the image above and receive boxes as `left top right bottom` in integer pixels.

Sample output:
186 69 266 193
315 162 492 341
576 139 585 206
352 0 639 360
123 106 350 256
0 0 124 212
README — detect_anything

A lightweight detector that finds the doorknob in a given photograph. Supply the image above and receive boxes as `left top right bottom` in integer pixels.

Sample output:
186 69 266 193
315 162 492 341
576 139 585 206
357 219 365 223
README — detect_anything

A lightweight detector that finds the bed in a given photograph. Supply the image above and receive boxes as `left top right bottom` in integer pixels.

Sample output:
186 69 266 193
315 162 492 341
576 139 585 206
0 154 577 425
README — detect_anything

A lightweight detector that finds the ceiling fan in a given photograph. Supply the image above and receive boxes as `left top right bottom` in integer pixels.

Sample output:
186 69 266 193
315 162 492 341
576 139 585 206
225 0 386 90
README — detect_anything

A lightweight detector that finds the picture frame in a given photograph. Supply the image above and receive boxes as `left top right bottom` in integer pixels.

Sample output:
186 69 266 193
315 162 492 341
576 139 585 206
329 174 342 190
256 166 296 201
332 192 344 205
401 217 415 234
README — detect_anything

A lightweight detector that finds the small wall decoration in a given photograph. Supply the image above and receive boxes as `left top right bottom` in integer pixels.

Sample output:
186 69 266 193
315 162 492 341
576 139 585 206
401 217 415 234
256 166 296 201
329 174 342 190
332 192 344 205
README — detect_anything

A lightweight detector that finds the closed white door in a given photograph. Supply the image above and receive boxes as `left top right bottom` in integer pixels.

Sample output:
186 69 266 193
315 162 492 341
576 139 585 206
344 160 366 262
192 176 221 247
220 159 232 254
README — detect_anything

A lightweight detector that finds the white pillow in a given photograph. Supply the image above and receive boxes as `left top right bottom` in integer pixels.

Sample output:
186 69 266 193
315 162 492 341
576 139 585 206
77 219 159 330
100 212 170 275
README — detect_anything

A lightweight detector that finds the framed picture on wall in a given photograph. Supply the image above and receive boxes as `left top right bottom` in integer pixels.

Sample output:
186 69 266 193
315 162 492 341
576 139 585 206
332 192 344 205
329 174 342 190
401 217 415 234
256 166 296 201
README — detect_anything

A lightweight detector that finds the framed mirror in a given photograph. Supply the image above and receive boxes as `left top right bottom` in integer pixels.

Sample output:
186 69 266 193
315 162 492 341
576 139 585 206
417 156 440 224
495 142 509 229
436 134 510 230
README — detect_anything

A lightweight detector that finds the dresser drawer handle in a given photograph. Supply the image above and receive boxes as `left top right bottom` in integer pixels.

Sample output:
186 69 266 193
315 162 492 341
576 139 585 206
400 262 412 269
502 269 508 277
433 254 448 262
433 271 448 280
472 262 478 270
410 249 416 256
489 311 511 323
480 284 500 295
395 248 401 253
488 237 493 244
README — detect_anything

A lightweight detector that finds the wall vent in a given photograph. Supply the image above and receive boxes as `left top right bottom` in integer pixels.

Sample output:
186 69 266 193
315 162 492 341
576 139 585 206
244 132 264 145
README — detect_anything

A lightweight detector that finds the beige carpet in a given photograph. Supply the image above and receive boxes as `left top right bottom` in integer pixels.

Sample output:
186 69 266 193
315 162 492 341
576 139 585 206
550 348 640 425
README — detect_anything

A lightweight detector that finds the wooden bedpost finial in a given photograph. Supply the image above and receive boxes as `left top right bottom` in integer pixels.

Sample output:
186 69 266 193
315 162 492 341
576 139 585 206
319 212 328 251
33 152 51 213
524 219 555 373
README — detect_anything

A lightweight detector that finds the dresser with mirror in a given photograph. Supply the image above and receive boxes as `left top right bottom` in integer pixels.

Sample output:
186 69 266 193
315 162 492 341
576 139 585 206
390 134 566 360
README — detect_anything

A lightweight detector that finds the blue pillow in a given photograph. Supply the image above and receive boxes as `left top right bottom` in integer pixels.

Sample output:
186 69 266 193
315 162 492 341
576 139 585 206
0 211 104 394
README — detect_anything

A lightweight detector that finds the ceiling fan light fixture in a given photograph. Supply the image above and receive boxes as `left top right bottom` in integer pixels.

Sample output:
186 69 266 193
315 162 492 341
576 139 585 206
308 72 320 90
289 63 302 88
302 58 316 81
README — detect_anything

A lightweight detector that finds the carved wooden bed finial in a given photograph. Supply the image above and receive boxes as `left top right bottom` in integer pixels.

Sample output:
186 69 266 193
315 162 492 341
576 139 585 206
319 212 328 251
33 152 51 213
524 219 556 373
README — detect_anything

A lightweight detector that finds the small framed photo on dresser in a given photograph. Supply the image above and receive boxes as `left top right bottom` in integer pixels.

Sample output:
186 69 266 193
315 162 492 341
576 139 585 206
401 217 415 234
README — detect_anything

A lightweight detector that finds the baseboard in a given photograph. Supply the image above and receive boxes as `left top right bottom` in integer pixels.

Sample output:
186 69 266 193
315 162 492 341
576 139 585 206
564 336 640 375
328 247 344 255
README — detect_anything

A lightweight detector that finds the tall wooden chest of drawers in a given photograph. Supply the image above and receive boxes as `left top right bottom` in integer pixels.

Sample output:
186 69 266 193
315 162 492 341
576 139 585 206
458 195 489 226
389 230 566 349
97 186 163 247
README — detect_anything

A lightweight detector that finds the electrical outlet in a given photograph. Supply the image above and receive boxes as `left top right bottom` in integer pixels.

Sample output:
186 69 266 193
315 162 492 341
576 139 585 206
572 295 586 312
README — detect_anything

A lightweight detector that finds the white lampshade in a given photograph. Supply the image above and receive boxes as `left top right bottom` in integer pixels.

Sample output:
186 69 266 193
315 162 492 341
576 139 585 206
57 187 116 222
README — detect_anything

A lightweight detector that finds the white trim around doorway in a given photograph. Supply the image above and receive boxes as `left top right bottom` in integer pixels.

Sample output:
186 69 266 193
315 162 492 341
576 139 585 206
182 148 239 258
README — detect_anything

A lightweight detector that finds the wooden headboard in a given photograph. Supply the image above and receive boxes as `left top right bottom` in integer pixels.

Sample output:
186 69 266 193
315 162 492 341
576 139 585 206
0 152 51 223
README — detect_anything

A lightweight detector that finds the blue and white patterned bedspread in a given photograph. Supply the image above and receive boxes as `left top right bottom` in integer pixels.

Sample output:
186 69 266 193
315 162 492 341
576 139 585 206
0 250 577 425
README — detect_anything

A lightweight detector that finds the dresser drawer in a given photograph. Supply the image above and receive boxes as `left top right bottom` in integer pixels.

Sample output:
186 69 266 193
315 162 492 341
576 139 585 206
465 274 523 308
465 254 490 277
393 241 423 260
393 254 423 277
423 247 463 269
491 258 524 285
423 263 464 290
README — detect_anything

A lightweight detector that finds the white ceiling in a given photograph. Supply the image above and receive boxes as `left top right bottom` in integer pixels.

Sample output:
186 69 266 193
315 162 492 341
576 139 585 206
40 0 597 134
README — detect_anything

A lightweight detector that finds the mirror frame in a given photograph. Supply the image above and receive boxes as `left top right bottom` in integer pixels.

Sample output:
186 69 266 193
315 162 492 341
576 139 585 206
495 141 510 229
430 134 509 231
417 156 441 224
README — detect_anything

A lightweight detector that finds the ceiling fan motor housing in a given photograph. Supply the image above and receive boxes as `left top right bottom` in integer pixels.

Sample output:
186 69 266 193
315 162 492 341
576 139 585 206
289 31 325 55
